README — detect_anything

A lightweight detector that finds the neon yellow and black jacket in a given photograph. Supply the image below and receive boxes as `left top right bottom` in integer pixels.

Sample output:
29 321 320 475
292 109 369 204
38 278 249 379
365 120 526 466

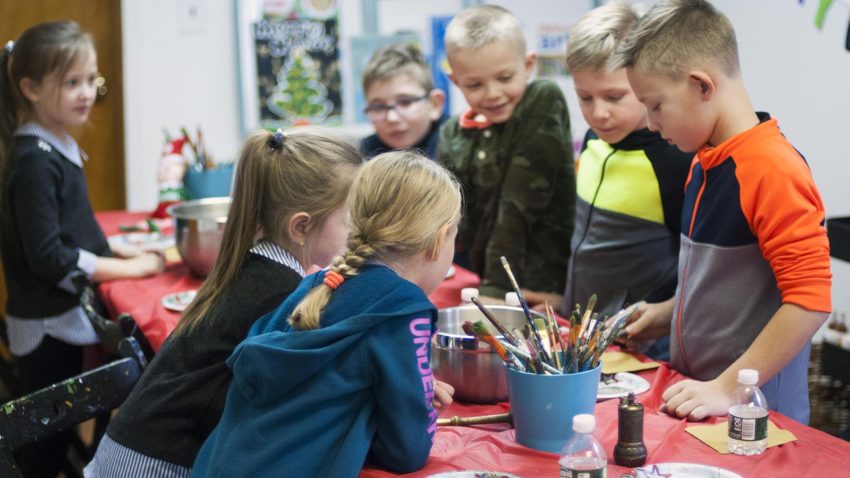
563 128 691 318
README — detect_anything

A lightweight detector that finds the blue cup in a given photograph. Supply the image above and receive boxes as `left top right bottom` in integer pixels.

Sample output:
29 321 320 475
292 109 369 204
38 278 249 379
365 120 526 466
507 364 601 453
184 163 234 199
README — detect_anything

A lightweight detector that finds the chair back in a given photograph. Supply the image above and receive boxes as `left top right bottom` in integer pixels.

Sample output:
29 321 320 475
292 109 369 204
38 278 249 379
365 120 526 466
0 337 146 477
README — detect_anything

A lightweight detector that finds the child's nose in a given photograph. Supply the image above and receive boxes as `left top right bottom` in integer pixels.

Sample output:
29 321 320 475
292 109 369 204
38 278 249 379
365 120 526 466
385 107 402 122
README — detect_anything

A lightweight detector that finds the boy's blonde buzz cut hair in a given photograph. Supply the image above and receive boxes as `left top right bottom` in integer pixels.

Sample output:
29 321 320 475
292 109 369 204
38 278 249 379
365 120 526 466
609 0 740 79
566 0 641 72
444 4 526 57
362 43 434 94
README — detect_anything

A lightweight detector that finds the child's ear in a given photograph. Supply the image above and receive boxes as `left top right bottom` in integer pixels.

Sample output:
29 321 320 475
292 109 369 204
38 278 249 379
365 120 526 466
287 212 312 248
428 224 451 261
524 51 537 76
427 89 447 121
19 77 41 102
688 70 716 101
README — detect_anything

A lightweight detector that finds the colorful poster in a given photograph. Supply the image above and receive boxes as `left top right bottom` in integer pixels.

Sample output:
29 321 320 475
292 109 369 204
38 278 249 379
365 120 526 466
431 16 453 119
536 23 571 78
244 0 342 129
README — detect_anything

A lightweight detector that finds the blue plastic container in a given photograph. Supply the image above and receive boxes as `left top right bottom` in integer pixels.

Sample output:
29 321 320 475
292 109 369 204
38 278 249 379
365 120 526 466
184 163 234 199
507 364 601 453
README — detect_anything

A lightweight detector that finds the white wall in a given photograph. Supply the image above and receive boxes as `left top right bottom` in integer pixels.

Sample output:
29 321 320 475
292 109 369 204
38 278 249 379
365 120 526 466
121 0 850 316
122 0 243 212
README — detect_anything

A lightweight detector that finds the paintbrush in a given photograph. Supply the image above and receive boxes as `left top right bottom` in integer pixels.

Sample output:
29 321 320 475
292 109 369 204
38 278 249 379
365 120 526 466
579 294 597 338
544 302 560 369
464 321 510 365
499 256 553 365
500 332 562 374
470 296 520 347
437 412 513 427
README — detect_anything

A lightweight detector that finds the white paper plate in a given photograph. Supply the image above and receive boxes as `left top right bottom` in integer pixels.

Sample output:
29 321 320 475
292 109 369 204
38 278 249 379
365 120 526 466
427 472 519 478
108 232 175 252
632 463 742 478
161 290 197 312
597 372 650 400
445 265 457 279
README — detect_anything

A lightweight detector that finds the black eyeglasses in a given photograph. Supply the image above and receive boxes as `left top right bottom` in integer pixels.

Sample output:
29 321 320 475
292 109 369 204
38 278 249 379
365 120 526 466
364 94 429 122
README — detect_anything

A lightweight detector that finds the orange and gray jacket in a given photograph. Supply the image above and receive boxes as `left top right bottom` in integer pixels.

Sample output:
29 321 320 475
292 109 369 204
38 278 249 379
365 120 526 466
673 113 831 424
564 129 691 319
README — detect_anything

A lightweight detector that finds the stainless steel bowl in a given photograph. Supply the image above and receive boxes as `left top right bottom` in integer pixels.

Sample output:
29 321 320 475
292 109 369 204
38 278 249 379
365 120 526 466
432 305 543 403
167 197 230 277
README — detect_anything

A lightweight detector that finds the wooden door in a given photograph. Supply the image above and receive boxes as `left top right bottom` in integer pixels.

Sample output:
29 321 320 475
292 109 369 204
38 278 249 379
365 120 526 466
0 1 124 316
0 0 125 211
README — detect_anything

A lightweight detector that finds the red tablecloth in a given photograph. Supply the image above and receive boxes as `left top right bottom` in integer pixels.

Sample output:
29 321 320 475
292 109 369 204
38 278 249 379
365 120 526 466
96 211 850 477
95 211 481 351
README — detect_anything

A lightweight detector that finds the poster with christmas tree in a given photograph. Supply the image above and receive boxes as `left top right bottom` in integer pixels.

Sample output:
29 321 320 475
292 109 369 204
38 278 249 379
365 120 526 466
250 1 341 128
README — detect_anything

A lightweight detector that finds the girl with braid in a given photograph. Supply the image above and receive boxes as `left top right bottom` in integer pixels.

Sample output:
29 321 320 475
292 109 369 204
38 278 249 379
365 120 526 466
191 151 460 478
86 128 361 477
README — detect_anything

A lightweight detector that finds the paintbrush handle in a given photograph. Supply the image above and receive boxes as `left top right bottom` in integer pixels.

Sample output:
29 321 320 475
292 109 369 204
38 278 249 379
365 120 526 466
502 341 562 374
470 297 520 346
437 412 513 427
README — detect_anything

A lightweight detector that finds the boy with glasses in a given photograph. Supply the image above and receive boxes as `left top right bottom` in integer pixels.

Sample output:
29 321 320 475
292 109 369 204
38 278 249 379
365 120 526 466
361 44 446 160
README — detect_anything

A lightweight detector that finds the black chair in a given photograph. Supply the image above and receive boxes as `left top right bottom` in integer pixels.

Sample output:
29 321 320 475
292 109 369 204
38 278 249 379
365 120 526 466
0 336 147 478
74 275 155 361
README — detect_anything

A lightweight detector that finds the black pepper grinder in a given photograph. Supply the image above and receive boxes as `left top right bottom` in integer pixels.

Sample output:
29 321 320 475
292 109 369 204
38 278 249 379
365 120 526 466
614 392 647 467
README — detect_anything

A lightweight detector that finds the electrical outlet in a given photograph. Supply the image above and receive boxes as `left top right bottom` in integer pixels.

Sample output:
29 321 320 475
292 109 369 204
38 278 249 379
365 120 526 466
178 0 206 34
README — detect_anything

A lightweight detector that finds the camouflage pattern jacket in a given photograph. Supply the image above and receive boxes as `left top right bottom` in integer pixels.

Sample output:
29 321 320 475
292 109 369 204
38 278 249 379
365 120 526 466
438 79 575 297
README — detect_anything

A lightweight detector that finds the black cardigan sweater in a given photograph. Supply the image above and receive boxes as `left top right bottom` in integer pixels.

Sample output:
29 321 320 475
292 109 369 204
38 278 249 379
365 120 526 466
106 253 303 467
1 135 110 318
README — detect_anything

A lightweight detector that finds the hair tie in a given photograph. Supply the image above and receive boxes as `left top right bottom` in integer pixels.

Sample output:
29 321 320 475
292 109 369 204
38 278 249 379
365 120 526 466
3 41 13 55
323 270 344 290
269 128 285 150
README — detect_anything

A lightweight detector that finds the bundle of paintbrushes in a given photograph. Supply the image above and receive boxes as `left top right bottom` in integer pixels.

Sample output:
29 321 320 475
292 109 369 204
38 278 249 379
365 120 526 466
462 256 638 375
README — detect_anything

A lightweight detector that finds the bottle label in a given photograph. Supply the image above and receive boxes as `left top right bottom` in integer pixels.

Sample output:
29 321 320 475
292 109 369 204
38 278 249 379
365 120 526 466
559 467 606 478
728 412 768 441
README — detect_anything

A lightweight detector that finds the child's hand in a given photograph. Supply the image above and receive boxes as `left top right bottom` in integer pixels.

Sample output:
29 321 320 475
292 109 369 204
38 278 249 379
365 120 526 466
521 289 563 312
432 379 455 411
130 251 166 277
660 378 735 421
621 299 675 344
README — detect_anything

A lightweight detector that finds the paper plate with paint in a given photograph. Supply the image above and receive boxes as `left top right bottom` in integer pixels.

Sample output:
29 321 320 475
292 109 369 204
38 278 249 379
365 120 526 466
161 290 197 312
597 372 650 400
427 472 520 478
631 463 742 478
108 232 175 252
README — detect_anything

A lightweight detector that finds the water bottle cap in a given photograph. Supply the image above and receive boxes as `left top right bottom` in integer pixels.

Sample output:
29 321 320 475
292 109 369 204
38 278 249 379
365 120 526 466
505 292 521 307
573 413 595 433
738 369 758 385
461 288 479 303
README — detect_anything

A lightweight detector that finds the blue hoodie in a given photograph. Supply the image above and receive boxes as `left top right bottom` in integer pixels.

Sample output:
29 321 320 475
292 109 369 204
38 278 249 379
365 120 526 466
191 265 438 477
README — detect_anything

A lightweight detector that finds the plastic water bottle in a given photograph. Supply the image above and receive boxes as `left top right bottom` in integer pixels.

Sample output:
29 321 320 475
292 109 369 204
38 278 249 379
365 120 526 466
505 291 521 307
559 414 607 478
727 369 768 455
460 287 479 305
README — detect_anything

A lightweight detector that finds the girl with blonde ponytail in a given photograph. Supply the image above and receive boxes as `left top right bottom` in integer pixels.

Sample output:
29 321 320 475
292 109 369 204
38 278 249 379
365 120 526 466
86 128 362 477
192 151 462 478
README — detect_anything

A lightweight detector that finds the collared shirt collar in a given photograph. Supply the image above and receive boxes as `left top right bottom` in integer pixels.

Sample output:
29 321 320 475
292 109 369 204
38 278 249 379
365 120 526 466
250 240 305 277
14 121 87 167
458 109 494 130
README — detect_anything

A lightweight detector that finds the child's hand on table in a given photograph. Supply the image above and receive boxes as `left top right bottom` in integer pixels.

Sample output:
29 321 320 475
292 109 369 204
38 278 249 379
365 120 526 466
660 377 735 421
130 251 166 277
433 380 455 411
